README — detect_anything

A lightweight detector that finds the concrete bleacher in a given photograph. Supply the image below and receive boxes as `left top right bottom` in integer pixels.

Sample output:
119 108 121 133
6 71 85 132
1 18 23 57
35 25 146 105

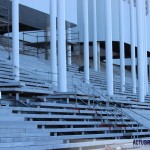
0 44 141 97
0 51 54 95
0 40 150 149
0 93 150 149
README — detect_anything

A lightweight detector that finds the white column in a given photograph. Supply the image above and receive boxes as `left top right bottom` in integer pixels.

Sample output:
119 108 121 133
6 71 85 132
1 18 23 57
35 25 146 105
130 0 136 94
50 0 57 86
143 1 148 94
105 0 113 96
67 29 72 65
57 0 67 92
97 42 101 72
92 0 98 71
83 0 89 84
12 0 19 81
136 0 145 102
119 0 125 93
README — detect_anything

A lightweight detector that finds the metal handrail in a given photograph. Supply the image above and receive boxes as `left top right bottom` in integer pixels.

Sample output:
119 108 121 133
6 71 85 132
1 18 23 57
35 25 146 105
92 87 150 132
76 85 138 127
74 85 150 138
0 62 55 90
74 85 119 128
127 107 150 122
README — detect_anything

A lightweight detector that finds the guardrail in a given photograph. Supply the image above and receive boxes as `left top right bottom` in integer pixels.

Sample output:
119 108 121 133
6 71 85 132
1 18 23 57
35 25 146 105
91 87 150 135
73 85 150 138
0 62 56 91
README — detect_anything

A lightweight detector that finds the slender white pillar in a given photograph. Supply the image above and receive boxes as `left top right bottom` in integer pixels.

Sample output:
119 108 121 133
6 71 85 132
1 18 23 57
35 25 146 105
130 0 136 94
12 0 19 81
83 0 89 84
136 0 145 102
105 0 113 96
50 0 57 86
142 4 146 96
57 0 67 92
97 42 101 72
92 0 98 71
67 29 72 65
119 0 125 93
143 2 148 95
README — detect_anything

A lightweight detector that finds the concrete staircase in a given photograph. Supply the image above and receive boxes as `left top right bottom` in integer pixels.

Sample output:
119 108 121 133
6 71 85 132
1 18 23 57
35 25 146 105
0 37 150 149
0 61 53 95
0 93 150 149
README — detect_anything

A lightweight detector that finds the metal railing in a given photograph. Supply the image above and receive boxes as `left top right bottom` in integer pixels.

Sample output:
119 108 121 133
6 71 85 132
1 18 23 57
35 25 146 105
22 31 47 58
74 85 119 129
0 35 11 60
0 62 56 91
91 87 150 135
73 85 150 138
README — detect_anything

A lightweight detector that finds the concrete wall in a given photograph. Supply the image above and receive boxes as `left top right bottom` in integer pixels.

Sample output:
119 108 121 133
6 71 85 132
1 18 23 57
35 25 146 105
76 0 150 49
19 0 77 25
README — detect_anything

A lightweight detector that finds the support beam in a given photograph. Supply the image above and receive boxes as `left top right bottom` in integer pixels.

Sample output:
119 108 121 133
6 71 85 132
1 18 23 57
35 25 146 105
83 0 90 84
136 0 145 102
50 0 57 86
130 0 136 94
12 0 20 81
92 0 98 71
119 0 125 93
57 0 67 92
143 1 148 95
105 0 113 96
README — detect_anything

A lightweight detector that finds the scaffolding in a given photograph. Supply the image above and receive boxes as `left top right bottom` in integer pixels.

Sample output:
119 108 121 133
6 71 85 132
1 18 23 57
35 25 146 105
0 1 11 59
22 31 47 58
0 1 10 35
66 27 81 65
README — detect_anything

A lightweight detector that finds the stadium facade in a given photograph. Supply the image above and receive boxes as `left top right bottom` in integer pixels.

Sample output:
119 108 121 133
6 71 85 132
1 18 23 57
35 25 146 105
0 0 150 149
7 0 150 102
2 0 149 102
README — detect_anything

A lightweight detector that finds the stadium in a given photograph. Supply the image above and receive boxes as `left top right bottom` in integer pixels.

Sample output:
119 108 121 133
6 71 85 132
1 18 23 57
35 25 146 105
0 0 150 149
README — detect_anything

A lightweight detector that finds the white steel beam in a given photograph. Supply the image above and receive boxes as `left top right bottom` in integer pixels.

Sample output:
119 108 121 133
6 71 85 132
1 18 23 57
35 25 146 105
105 0 113 96
57 0 67 92
12 0 20 81
50 0 58 86
136 0 145 102
130 0 137 94
83 0 90 84
119 0 125 93
92 0 98 71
